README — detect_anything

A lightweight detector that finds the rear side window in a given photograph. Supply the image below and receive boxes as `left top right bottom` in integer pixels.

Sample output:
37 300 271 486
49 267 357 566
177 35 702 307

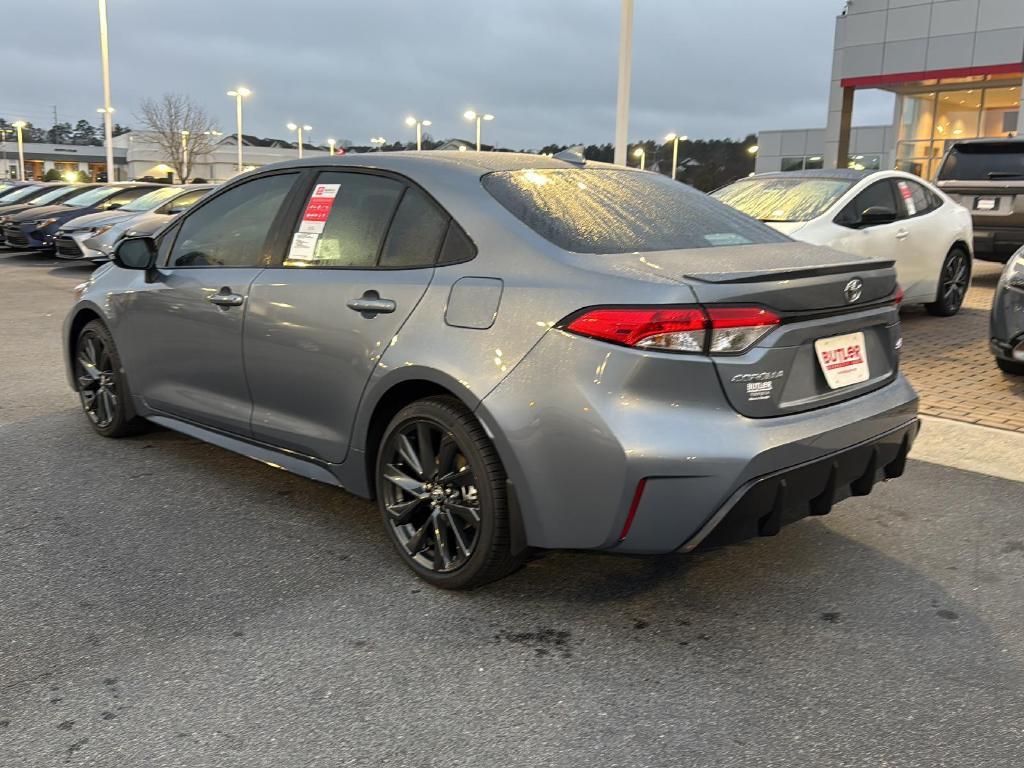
896 179 940 217
159 188 208 214
103 187 153 209
482 168 788 254
379 187 449 268
938 144 1024 181
438 221 475 265
835 180 897 227
284 172 404 268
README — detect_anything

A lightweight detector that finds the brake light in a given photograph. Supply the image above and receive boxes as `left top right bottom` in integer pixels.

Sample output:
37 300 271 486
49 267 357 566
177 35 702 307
705 307 780 353
562 306 779 355
894 285 905 305
565 308 707 352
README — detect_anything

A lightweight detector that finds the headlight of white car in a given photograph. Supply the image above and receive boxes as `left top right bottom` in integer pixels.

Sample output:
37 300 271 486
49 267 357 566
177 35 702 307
1003 249 1024 291
92 224 113 237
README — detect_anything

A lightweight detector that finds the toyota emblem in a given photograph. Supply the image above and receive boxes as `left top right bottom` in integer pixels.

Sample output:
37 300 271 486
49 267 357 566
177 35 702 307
844 278 863 304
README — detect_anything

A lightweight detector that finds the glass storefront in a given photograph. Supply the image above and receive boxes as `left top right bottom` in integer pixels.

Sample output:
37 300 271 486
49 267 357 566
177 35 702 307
895 79 1021 179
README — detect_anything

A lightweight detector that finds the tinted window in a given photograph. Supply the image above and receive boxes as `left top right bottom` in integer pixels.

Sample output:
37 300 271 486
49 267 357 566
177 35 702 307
170 173 295 267
938 144 1024 181
379 187 449 268
28 185 81 206
120 186 185 212
160 189 208 214
103 187 156 209
0 185 44 203
714 176 854 222
483 168 788 254
896 179 939 217
63 186 120 207
438 221 476 265
284 172 403 268
835 180 897 227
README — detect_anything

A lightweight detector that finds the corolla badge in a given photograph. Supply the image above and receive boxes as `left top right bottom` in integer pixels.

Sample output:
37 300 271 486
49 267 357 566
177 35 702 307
844 278 863 304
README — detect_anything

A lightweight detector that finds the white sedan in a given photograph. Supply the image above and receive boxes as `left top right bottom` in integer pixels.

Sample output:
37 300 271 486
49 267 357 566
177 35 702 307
713 169 974 316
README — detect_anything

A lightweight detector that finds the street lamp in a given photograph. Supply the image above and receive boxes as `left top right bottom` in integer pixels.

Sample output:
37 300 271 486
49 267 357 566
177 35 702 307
327 138 336 156
227 87 251 172
405 116 431 151
12 121 27 180
180 130 190 182
747 144 759 156
664 133 688 180
614 0 635 165
463 110 494 152
97 0 115 182
633 146 645 170
287 123 312 158
370 137 387 151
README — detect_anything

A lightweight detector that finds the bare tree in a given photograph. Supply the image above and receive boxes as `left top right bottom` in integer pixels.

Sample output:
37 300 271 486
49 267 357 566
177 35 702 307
135 93 221 181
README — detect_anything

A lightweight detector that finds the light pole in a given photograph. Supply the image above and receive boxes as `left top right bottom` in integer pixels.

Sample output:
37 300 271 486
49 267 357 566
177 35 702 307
181 130 190 182
405 116 431 151
287 123 312 158
633 146 645 170
614 0 635 165
371 137 387 151
0 128 8 177
97 0 115 182
664 133 688 180
227 87 251 172
463 110 494 152
12 121 27 180
327 138 336 156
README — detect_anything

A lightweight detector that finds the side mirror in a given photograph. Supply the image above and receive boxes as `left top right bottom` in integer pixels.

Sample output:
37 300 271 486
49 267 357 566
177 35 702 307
107 202 123 210
113 236 158 270
858 206 898 227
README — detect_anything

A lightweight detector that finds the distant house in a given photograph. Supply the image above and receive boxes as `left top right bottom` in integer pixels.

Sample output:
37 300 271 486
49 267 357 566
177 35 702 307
435 138 494 152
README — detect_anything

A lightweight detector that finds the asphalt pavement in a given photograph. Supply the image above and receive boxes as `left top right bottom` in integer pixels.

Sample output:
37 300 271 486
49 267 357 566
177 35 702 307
1 251 1022 767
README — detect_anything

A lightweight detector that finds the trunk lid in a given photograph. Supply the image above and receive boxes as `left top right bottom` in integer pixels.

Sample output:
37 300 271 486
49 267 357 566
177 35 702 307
580 242 901 417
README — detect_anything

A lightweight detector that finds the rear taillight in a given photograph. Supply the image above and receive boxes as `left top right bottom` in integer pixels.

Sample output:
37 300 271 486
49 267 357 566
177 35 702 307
894 285 905 305
562 305 779 355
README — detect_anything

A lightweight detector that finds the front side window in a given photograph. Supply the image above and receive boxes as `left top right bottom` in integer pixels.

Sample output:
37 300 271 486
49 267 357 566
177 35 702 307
714 177 854 223
484 168 788 254
159 189 209 214
169 173 296 267
284 172 404 268
835 180 898 227
62 186 120 208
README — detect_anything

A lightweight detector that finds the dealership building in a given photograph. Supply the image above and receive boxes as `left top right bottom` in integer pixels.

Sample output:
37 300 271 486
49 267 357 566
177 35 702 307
755 0 1024 178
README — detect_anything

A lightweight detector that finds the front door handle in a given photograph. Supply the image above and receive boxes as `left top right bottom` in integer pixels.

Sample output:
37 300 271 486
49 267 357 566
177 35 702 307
208 291 245 308
347 290 396 316
895 229 909 240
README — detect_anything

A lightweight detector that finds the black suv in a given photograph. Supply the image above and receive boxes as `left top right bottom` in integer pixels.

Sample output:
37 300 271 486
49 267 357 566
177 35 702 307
936 138 1024 263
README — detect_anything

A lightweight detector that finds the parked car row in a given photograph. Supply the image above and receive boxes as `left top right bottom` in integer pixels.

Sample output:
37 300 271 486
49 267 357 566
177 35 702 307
0 180 214 262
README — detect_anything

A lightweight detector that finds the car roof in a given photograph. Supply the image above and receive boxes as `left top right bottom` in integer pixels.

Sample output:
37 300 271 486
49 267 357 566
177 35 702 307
750 168 872 182
946 136 1024 149
250 150 626 180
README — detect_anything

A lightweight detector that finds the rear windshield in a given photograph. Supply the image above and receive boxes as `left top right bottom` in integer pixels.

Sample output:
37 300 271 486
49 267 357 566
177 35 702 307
482 168 788 254
713 176 854 223
120 186 189 212
938 144 1024 181
62 186 120 207
0 185 44 203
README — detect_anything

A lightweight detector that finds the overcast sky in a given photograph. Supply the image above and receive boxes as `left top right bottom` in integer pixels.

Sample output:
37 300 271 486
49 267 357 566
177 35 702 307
8 0 894 148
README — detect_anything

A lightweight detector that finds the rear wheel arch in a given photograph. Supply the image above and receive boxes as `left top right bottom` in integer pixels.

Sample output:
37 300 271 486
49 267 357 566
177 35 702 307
68 307 104 385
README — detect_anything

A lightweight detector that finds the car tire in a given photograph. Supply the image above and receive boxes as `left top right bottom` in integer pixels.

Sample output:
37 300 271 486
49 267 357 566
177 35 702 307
74 320 148 438
996 358 1024 376
925 247 970 317
375 396 523 589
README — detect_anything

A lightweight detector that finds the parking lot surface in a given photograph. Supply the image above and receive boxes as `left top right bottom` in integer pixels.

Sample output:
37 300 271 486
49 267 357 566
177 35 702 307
901 261 1024 433
1 251 1022 767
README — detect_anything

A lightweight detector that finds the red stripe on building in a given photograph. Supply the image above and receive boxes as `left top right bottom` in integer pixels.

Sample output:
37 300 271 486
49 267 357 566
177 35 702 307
841 62 1024 89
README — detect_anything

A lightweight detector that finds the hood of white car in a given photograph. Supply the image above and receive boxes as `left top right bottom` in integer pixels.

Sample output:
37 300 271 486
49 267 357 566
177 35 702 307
763 221 807 237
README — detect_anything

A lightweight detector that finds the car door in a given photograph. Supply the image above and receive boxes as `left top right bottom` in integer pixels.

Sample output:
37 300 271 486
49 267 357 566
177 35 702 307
120 171 299 435
831 179 907 273
243 169 450 463
890 178 946 301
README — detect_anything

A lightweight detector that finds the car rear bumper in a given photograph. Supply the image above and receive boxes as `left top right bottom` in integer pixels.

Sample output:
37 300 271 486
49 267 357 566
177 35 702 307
480 331 920 554
973 228 1024 262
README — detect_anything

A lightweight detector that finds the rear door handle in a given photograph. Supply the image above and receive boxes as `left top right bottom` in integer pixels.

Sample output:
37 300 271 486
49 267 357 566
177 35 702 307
895 229 909 240
347 291 396 315
208 291 245 307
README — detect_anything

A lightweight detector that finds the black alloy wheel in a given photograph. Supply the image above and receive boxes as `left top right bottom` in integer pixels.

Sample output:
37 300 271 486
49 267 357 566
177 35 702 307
75 320 145 437
376 397 521 589
926 248 970 317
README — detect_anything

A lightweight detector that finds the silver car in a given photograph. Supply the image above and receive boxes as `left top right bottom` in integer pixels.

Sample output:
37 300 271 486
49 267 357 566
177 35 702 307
63 153 919 588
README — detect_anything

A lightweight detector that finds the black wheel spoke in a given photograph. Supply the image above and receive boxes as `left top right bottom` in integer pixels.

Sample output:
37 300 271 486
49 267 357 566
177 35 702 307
437 463 474 486
444 501 481 524
405 519 432 556
396 434 424 479
445 510 471 559
435 434 458 476
416 422 436 478
383 463 426 496
386 496 426 525
432 512 452 570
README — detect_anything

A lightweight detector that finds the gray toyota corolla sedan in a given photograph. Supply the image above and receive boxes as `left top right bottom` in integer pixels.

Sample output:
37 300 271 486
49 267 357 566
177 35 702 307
64 152 919 588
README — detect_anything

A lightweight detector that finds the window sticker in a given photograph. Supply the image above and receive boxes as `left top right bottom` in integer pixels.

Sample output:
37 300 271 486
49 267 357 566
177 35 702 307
897 181 916 216
287 232 319 261
299 183 340 234
703 232 753 246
